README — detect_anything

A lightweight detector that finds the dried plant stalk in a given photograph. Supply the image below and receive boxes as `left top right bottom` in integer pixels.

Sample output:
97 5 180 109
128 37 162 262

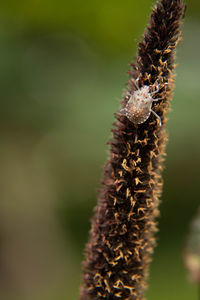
80 0 185 299
183 206 200 285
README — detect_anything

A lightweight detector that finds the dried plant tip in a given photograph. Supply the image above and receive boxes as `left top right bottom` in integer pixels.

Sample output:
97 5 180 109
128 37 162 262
184 207 200 285
79 1 186 299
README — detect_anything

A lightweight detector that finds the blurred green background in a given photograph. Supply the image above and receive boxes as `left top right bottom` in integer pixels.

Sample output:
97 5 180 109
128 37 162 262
0 0 199 299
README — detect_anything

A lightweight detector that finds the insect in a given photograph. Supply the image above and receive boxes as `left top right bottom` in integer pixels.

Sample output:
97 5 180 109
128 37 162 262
120 79 162 126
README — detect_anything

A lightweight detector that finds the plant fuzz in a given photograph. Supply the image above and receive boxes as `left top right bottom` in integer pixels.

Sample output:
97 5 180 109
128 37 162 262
80 0 185 299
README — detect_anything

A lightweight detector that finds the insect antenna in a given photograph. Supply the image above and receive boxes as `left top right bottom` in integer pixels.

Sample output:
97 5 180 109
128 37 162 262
134 77 140 90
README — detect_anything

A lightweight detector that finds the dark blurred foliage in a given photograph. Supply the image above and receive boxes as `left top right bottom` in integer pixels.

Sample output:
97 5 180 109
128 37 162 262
0 1 199 299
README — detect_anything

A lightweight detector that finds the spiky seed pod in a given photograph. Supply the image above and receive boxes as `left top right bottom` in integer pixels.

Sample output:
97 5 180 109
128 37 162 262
79 1 185 299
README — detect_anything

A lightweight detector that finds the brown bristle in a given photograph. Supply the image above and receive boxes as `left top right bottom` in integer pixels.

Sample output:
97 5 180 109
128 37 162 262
79 1 185 299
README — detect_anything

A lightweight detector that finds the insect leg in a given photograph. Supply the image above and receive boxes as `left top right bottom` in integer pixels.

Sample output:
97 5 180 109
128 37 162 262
151 109 162 126
151 81 160 95
152 97 162 101
120 108 127 115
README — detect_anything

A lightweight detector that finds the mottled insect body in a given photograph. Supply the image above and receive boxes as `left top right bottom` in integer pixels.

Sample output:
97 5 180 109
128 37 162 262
121 84 161 126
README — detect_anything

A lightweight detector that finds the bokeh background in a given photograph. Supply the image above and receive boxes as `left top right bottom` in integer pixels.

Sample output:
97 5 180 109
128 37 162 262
0 0 199 299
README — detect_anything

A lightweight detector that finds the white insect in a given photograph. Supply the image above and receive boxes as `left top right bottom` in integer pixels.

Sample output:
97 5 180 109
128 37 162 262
120 80 162 126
